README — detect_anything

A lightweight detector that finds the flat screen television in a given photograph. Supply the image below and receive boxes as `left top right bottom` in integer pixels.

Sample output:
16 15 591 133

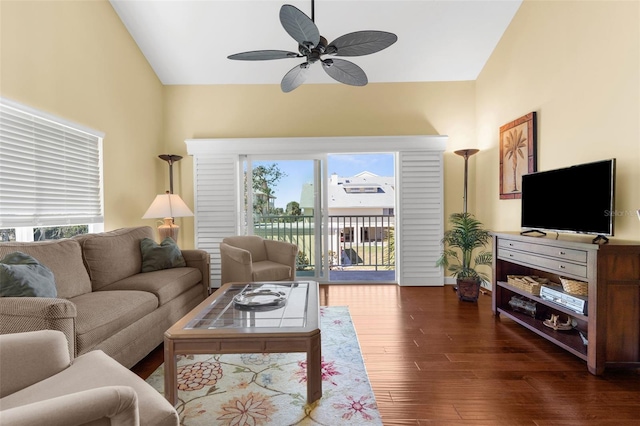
521 159 616 242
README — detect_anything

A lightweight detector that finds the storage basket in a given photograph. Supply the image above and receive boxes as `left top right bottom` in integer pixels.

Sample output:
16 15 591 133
507 275 548 296
560 277 588 296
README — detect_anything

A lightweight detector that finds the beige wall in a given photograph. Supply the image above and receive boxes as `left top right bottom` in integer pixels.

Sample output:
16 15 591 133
3 0 638 247
476 0 640 242
163 82 477 248
0 0 164 231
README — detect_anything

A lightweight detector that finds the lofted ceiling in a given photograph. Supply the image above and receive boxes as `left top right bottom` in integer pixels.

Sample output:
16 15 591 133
110 0 523 86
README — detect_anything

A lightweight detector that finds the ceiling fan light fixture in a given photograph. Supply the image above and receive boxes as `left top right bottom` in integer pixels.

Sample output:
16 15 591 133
227 1 397 92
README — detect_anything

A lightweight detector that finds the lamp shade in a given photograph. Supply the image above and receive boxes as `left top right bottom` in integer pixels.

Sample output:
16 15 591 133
142 192 193 219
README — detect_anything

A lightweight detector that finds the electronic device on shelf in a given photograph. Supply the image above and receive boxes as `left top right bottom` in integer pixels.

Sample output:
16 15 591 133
520 158 616 244
540 284 588 315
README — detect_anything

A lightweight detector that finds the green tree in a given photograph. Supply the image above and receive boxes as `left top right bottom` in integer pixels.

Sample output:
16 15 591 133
296 250 311 271
0 228 16 242
34 225 88 241
249 164 286 216
286 201 301 216
383 228 395 270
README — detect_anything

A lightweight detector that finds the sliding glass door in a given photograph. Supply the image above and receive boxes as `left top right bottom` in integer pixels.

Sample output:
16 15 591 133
326 153 396 282
243 153 397 283
243 156 327 281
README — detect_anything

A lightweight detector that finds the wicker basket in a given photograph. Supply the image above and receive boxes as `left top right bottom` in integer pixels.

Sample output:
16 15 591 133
560 277 588 296
507 275 548 296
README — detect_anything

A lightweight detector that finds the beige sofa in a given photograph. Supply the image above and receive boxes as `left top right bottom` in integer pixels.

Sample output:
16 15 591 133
0 329 179 426
220 235 298 285
0 226 210 368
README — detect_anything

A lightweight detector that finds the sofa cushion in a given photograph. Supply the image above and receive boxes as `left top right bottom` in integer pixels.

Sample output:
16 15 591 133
75 227 155 291
252 261 292 281
140 237 186 273
0 239 91 299
99 267 202 306
0 252 57 298
70 290 158 355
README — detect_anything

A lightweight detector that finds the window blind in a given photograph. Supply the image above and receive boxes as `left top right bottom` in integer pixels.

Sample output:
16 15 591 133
0 99 104 228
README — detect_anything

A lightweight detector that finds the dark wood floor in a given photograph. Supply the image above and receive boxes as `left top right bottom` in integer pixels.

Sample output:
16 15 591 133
133 284 640 425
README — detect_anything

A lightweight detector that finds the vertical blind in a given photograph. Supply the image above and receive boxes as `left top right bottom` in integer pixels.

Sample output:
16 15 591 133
0 99 104 228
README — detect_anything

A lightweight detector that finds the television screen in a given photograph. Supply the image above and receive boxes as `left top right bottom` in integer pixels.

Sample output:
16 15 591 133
521 159 615 237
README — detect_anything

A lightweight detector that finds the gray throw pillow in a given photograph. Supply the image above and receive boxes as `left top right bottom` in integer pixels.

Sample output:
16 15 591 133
0 252 57 297
140 237 186 273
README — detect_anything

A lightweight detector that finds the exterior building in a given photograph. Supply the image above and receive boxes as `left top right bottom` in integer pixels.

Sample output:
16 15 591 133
301 171 395 267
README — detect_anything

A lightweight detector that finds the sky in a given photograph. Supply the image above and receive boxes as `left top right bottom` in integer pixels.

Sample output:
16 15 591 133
254 153 395 209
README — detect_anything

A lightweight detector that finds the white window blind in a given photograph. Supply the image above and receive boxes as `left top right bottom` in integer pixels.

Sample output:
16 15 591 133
0 99 104 228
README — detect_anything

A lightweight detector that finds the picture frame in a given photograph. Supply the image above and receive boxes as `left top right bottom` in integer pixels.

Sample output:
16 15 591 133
499 112 537 199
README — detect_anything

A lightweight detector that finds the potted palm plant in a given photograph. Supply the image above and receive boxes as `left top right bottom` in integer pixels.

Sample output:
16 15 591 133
436 212 493 302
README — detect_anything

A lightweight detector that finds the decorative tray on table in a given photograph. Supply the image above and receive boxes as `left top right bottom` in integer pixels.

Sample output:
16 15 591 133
233 289 287 311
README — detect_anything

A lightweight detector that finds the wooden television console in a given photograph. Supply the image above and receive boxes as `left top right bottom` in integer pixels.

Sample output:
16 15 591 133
491 232 640 375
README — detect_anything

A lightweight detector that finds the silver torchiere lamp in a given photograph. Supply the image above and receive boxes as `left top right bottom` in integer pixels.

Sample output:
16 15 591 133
158 154 182 194
454 149 479 214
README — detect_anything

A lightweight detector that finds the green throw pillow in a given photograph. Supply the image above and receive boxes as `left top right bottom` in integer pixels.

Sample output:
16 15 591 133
140 237 186 273
0 252 57 297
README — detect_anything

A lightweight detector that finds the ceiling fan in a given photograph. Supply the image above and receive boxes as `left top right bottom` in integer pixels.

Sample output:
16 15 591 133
227 0 398 92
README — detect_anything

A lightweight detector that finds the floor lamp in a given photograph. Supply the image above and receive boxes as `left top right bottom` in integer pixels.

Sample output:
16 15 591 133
452 149 479 292
454 149 479 214
158 154 183 194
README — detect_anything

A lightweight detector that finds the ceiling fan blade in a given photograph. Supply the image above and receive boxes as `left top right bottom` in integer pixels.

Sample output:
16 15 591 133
326 31 398 57
279 5 320 50
227 50 300 61
321 58 368 86
281 62 311 93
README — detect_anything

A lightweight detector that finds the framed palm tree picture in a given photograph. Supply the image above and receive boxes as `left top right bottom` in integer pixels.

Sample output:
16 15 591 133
499 112 537 199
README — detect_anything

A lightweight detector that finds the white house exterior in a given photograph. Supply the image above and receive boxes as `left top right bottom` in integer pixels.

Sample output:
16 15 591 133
301 171 395 265
301 171 395 215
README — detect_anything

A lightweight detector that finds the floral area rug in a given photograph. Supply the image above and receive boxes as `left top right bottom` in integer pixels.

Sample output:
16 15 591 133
146 306 382 426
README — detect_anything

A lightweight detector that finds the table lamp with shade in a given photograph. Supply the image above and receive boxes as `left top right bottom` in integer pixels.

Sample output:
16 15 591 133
142 191 193 242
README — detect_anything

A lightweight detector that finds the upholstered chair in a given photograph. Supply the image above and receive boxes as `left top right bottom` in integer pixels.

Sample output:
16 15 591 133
220 236 298 284
0 330 179 426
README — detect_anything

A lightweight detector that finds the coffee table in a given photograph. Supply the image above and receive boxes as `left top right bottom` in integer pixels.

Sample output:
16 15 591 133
163 281 321 405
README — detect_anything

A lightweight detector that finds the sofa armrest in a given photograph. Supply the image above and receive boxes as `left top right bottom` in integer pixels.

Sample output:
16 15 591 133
0 297 76 359
0 386 139 426
181 249 211 298
0 330 71 398
264 240 298 270
219 243 253 285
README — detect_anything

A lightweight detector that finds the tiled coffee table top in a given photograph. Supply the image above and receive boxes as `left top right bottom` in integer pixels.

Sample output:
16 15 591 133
185 281 311 330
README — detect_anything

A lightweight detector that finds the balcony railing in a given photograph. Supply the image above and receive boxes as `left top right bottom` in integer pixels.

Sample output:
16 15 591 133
252 214 395 274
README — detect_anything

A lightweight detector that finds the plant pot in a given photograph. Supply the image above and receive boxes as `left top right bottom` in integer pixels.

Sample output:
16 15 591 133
456 277 481 302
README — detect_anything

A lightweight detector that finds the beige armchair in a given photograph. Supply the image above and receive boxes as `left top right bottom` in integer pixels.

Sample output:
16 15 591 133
0 330 179 426
220 236 298 284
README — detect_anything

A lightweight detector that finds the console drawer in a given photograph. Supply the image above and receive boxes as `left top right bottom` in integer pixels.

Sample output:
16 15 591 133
498 248 588 278
498 238 588 263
